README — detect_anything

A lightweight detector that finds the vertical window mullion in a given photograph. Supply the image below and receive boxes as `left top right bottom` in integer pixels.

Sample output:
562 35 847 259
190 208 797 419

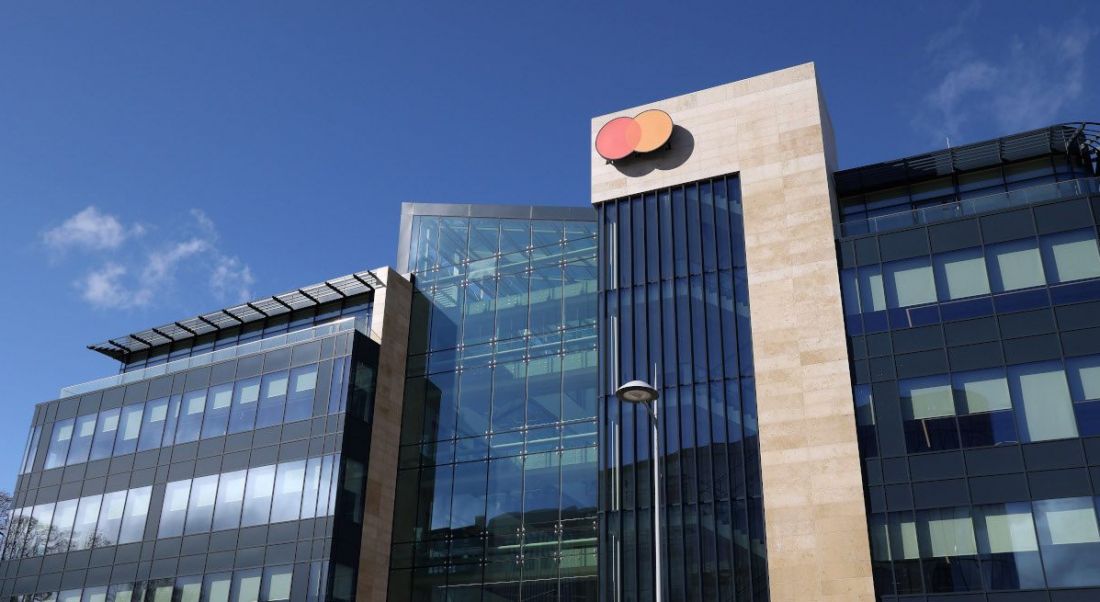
619 200 633 290
646 193 661 284
659 190 675 281
673 188 689 277
633 197 646 289
701 180 718 273
715 177 734 271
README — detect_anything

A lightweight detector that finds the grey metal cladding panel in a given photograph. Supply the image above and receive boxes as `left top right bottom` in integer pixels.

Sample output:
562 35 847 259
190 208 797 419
200 311 242 329
354 271 384 289
135 330 173 347
249 297 291 317
303 285 344 304
154 323 192 341
906 152 955 179
1002 129 1054 160
328 275 370 297
951 142 1002 171
224 304 266 322
276 290 315 310
176 317 217 336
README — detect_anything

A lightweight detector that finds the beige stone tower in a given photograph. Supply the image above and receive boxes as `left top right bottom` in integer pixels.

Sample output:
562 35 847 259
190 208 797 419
592 63 876 602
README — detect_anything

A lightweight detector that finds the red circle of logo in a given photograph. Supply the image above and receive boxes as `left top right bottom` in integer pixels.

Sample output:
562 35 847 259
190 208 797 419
595 116 642 161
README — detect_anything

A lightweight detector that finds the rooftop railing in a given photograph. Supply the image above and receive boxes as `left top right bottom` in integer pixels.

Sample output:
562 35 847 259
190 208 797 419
60 317 358 398
840 177 1100 238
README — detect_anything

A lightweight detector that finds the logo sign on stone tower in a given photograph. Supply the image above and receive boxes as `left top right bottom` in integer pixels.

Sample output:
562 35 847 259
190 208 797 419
595 109 674 161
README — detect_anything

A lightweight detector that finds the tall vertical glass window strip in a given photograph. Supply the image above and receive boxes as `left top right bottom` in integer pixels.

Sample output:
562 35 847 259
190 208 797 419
389 212 599 601
597 175 768 602
17 425 41 475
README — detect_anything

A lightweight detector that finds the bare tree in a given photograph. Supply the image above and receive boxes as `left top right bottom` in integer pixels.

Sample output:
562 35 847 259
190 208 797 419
0 490 12 554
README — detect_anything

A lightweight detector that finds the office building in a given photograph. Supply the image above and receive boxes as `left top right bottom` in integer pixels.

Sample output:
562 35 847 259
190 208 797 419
2 63 1099 601
1 268 412 601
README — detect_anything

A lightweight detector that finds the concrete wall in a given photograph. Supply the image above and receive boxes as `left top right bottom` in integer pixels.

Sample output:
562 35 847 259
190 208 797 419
356 268 412 602
591 63 875 601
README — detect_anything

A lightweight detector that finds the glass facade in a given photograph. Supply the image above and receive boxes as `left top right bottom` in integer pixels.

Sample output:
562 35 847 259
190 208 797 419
841 223 1100 335
597 175 768 601
1 325 379 602
840 156 1100 599
41 348 340 472
387 207 600 601
5 563 312 602
836 126 1097 236
4 117 1098 602
870 495 1100 594
5 485 152 558
153 454 342 538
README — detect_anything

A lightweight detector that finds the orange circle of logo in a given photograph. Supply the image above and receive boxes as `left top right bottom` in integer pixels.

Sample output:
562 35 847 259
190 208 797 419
595 109 673 160
633 109 674 153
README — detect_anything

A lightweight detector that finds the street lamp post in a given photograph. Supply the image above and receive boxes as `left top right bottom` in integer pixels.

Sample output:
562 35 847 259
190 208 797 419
615 380 662 602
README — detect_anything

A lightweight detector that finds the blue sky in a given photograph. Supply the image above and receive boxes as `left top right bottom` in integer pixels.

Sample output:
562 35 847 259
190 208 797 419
0 1 1095 490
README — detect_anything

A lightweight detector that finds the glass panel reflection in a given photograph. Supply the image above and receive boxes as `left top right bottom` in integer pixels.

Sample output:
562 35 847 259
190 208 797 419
36 351 344 472
396 213 597 597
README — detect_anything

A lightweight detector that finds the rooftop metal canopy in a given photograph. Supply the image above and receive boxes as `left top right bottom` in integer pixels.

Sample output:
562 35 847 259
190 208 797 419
88 269 385 361
834 123 1097 197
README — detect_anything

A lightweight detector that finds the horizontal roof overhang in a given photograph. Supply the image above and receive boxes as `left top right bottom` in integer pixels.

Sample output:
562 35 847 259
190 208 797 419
835 123 1097 197
88 269 385 361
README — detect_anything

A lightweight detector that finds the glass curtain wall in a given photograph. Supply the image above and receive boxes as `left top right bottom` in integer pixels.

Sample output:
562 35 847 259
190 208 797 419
841 226 1100 334
597 175 767 601
5 563 322 602
3 451 343 561
840 190 1100 597
2 331 366 602
389 210 599 601
27 334 353 475
869 495 1100 594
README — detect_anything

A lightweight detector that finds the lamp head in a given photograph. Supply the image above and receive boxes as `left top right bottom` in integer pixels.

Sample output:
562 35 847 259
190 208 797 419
615 380 659 404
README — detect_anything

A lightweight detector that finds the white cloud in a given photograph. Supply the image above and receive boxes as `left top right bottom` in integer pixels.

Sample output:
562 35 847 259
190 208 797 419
142 238 209 282
988 27 1090 132
210 256 256 304
914 13 1095 144
42 206 144 252
924 61 998 142
78 263 153 309
190 208 217 237
60 209 257 311
924 0 982 56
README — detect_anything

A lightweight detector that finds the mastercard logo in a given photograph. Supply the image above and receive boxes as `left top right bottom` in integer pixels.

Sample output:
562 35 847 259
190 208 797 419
595 109 674 161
